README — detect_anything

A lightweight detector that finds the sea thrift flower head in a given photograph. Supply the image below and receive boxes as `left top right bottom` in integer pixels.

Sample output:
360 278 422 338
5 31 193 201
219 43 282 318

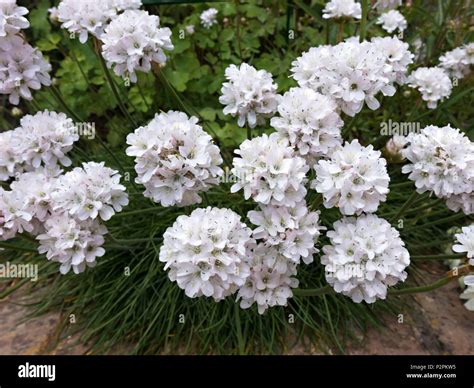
57 0 140 43
9 166 62 225
452 225 474 265
291 38 413 116
237 243 299 314
371 36 414 84
383 134 406 163
126 111 223 207
407 67 452 109
322 214 410 303
322 0 362 20
0 0 29 37
219 63 279 128
159 207 255 301
37 212 108 274
439 45 473 79
248 201 324 265
200 8 218 28
376 10 407 34
101 9 173 83
10 110 79 170
231 133 309 208
51 161 128 221
270 87 343 161
312 140 390 215
401 125 474 200
0 35 51 105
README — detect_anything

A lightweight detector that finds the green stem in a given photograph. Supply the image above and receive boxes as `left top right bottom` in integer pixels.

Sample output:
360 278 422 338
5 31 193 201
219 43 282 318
94 40 137 128
246 125 252 140
0 242 37 253
293 284 333 297
411 253 466 260
390 190 418 224
0 277 33 300
405 212 467 231
50 85 83 122
359 0 368 42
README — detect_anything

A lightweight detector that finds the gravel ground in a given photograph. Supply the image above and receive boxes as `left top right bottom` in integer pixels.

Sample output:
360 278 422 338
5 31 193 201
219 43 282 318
0 263 473 355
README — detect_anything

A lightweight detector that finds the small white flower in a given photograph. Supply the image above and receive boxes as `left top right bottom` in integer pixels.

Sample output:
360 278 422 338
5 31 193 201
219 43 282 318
219 63 279 128
270 87 343 162
185 25 195 35
452 225 474 265
312 140 390 215
200 8 218 29
160 207 255 301
376 10 407 33
407 67 452 109
0 0 29 37
231 133 309 208
322 214 410 303
401 125 474 202
126 111 223 207
322 0 362 20
101 9 173 83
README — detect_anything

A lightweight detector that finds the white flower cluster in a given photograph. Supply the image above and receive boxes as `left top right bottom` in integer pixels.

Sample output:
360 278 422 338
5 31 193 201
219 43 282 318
0 33 51 105
270 87 343 162
407 67 452 109
0 110 128 274
375 0 402 11
219 63 279 128
200 8 218 29
376 10 407 33
0 0 29 37
312 140 390 215
0 161 128 273
239 201 324 313
453 225 474 265
37 212 108 275
322 0 361 20
126 111 223 207
101 10 173 83
159 207 254 301
0 110 79 180
322 214 410 303
439 43 474 80
57 0 141 43
401 125 474 214
291 37 414 116
51 162 129 221
231 133 309 208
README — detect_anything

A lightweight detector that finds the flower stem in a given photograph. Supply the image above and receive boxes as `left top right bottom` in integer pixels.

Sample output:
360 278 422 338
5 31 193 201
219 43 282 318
389 265 472 296
359 0 368 42
93 38 137 128
0 242 37 253
390 190 418 224
49 85 83 123
293 284 333 297
411 253 466 260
